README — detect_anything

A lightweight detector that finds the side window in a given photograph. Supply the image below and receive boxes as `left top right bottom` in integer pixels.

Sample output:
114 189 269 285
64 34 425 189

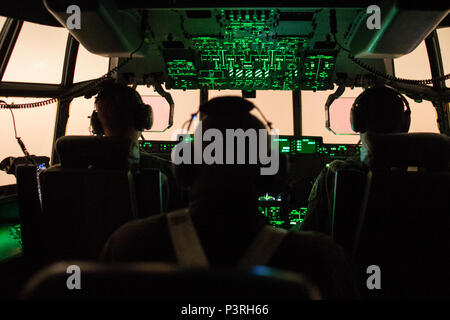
0 98 57 186
73 45 110 83
67 86 201 140
304 38 442 142
2 22 68 83
394 41 439 133
65 45 109 136
437 27 450 88
302 89 362 144
140 87 200 141
0 21 64 186
0 16 6 30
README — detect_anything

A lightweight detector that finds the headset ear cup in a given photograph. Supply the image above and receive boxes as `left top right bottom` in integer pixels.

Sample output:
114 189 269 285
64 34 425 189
135 104 153 131
147 104 153 129
350 100 368 133
350 105 357 132
90 111 104 136
350 104 360 133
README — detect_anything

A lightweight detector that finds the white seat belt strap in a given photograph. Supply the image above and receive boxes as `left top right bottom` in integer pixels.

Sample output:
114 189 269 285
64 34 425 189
238 226 288 268
167 209 209 268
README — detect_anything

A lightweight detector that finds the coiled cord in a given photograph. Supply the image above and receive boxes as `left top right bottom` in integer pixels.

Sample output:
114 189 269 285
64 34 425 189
333 33 450 86
347 54 450 85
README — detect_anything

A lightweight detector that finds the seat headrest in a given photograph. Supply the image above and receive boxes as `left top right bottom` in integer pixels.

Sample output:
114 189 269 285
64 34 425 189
56 136 140 170
363 133 450 170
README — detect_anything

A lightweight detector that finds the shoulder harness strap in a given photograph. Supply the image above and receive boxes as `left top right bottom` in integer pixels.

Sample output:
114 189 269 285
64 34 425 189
167 210 288 269
166 209 209 268
238 226 288 268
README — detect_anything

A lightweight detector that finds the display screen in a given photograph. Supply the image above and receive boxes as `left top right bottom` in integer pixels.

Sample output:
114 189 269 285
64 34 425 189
257 192 307 228
273 136 320 155
139 136 361 162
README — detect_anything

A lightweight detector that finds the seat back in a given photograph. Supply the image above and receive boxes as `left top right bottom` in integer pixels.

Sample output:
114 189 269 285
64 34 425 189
39 136 139 261
333 133 450 299
134 168 166 217
355 171 450 299
331 169 367 256
21 261 322 300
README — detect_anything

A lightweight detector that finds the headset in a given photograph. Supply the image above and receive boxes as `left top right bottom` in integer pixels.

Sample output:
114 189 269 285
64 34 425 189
174 96 288 189
90 82 153 136
350 86 411 134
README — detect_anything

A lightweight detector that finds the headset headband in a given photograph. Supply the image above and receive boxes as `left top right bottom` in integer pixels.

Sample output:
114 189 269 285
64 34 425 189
183 97 273 133
91 83 153 135
351 86 411 133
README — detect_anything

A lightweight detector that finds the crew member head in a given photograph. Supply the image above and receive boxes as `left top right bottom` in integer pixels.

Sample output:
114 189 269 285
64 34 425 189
92 81 152 143
173 96 281 197
350 86 411 135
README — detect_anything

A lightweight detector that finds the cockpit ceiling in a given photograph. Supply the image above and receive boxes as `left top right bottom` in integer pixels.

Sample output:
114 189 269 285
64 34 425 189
4 2 450 90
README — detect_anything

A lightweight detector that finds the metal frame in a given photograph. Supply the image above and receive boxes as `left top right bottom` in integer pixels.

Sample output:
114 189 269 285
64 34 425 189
425 30 449 136
51 35 79 164
0 82 64 97
0 18 23 81
200 86 208 106
292 90 302 136
199 86 208 119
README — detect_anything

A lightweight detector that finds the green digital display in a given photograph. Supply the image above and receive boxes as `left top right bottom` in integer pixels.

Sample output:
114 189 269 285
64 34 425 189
289 208 308 226
258 205 308 228
140 141 177 153
140 136 322 155
258 206 284 227
257 191 307 228
0 224 22 261
273 137 318 155
322 144 361 158
258 192 281 202
165 9 335 90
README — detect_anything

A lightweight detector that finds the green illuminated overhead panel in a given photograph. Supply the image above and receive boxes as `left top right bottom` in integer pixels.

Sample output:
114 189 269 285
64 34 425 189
164 9 336 91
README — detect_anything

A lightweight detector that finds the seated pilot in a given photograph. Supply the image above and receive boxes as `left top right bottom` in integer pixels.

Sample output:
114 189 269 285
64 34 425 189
301 86 411 235
91 80 171 171
91 80 184 211
100 96 358 299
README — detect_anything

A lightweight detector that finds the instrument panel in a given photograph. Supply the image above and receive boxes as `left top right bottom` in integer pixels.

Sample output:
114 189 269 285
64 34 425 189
139 136 360 228
140 136 360 159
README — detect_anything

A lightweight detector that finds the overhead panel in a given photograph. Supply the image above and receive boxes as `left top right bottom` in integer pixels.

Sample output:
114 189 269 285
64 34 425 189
162 9 336 91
